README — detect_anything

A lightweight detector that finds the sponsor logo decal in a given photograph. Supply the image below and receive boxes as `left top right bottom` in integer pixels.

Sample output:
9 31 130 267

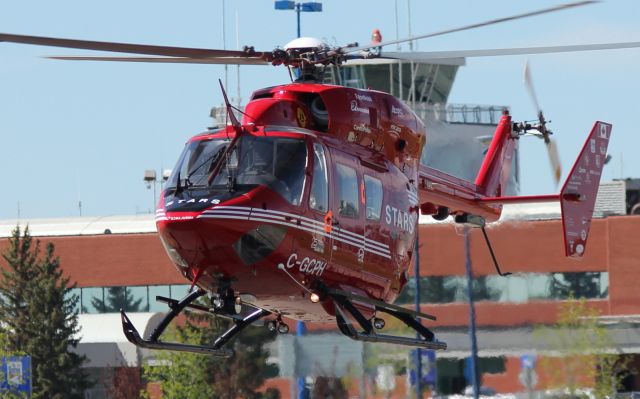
355 93 373 102
353 123 371 134
599 124 609 139
296 107 307 128
391 105 404 116
350 100 370 114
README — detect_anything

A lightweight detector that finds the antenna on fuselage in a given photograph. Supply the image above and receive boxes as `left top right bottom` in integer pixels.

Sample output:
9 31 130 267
218 79 241 133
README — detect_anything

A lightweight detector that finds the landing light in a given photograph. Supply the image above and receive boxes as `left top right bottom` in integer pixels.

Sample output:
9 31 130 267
310 293 321 303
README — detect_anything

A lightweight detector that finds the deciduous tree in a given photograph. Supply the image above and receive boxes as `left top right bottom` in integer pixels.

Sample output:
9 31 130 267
536 297 630 398
142 302 280 399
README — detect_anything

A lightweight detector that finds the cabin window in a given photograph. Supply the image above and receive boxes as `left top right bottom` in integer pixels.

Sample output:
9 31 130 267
364 175 383 221
309 143 329 212
336 164 359 218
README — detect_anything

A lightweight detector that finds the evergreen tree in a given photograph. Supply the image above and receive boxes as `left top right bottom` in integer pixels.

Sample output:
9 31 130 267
0 227 40 352
0 227 92 398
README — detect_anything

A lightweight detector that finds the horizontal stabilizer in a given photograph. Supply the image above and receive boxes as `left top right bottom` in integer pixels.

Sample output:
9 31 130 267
560 121 612 258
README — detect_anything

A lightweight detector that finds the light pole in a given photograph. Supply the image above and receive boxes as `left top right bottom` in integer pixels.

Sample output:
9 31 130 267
464 227 480 399
143 169 171 213
414 230 423 398
274 1 323 38
273 3 322 394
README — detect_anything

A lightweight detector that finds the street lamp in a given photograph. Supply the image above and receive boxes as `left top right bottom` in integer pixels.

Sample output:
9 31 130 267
274 1 323 38
143 169 171 212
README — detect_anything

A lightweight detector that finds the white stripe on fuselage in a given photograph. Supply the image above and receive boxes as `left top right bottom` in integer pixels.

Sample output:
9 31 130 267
176 205 393 259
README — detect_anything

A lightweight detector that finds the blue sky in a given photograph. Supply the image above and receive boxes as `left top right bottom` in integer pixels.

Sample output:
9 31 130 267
1 0 639 219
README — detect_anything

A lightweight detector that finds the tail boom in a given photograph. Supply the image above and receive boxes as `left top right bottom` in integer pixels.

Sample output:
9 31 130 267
418 120 611 259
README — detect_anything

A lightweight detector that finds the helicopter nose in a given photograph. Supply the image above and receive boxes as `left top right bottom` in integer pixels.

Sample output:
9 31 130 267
157 217 236 269
157 215 288 274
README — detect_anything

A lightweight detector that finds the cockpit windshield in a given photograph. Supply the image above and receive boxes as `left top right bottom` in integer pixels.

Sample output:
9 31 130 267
166 135 308 205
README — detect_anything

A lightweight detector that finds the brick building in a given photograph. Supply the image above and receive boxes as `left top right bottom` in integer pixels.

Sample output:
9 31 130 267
1 200 639 397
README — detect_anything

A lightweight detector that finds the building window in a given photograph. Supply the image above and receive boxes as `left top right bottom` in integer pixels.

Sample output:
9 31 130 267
70 284 191 314
81 287 105 313
395 272 609 305
148 285 171 312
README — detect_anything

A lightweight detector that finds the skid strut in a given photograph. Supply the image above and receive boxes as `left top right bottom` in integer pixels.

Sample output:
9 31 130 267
328 289 447 350
121 288 270 357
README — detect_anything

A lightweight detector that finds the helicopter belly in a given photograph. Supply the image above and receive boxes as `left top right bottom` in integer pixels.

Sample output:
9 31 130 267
157 202 395 322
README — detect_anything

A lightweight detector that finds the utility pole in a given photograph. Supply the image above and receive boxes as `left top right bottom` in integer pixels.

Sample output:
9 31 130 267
222 0 228 90
464 228 480 399
274 1 323 38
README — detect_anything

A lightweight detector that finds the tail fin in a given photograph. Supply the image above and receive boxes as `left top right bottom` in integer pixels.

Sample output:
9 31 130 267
474 111 517 197
560 121 612 258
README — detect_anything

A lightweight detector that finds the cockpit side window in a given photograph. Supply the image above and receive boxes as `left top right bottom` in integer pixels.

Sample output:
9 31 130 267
165 138 229 190
364 175 383 221
165 135 306 205
273 138 307 206
309 143 329 212
336 163 359 218
223 136 306 205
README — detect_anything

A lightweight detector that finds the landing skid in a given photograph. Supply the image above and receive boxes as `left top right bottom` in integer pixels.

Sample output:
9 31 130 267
120 288 270 357
328 289 447 350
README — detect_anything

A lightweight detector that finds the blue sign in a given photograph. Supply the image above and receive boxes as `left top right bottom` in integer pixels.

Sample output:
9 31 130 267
520 354 536 370
274 1 295 10
0 356 32 397
300 2 322 12
409 349 436 386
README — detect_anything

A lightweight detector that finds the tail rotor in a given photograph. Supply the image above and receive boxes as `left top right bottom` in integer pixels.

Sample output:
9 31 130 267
523 61 562 186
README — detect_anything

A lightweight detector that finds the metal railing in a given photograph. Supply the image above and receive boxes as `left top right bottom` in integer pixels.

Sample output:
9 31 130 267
413 103 509 125
210 103 508 127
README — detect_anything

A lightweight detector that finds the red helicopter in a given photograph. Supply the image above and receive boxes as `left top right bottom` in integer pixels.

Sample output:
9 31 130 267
1 0 635 356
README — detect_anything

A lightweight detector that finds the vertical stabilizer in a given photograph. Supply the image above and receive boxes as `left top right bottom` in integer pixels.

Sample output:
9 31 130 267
560 121 612 258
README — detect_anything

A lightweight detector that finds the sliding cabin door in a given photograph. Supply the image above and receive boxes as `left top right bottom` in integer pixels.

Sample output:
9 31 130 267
305 142 334 268
330 150 366 280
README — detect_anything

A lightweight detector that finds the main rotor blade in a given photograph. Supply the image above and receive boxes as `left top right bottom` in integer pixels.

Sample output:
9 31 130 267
0 32 266 59
375 41 640 61
46 55 270 65
347 0 597 54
